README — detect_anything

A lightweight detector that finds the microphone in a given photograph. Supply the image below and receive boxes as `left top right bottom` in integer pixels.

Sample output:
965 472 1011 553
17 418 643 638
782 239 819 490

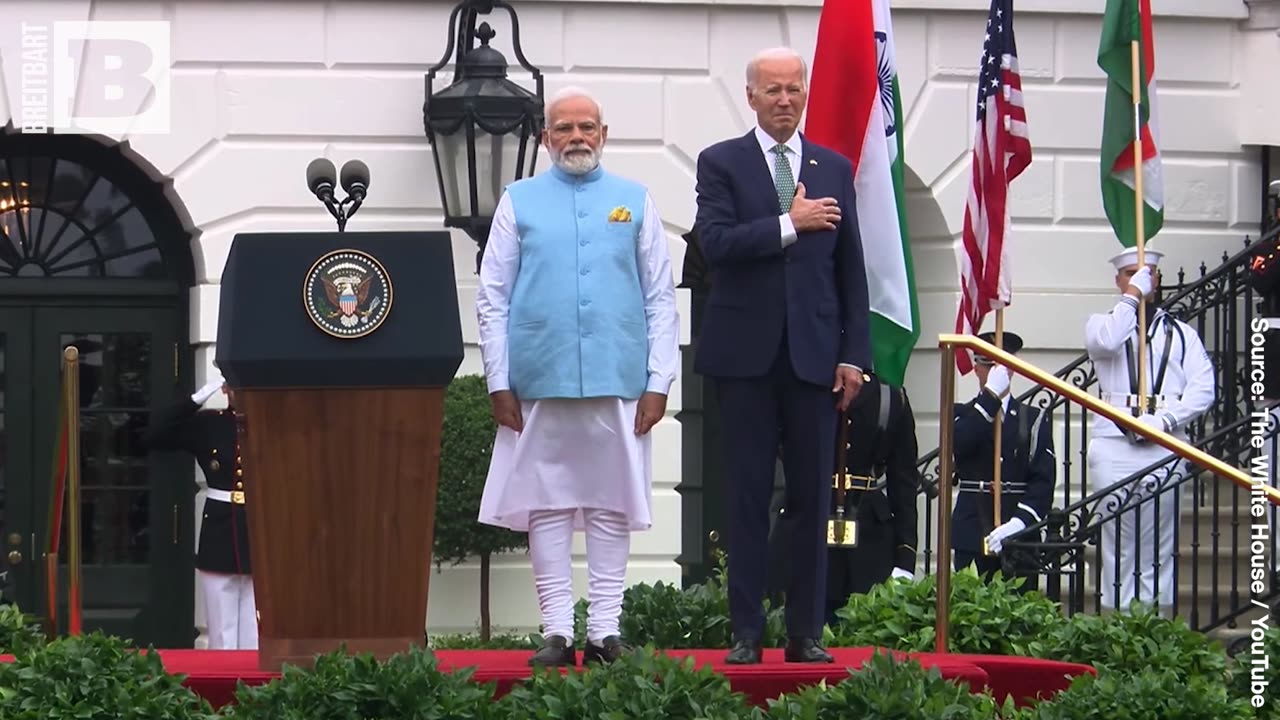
306 158 338 204
1269 179 1280 198
340 159 369 206
305 158 369 232
306 158 342 228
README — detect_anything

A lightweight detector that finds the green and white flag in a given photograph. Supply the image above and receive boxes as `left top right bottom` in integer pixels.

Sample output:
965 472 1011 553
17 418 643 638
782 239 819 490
1099 0 1163 247
805 0 919 386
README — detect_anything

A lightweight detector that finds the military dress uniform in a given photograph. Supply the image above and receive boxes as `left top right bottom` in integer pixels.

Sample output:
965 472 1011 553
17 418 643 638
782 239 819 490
824 376 920 619
951 332 1056 586
1085 248 1215 611
144 376 258 649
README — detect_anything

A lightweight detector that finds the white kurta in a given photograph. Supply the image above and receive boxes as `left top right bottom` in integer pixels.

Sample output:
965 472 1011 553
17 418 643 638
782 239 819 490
474 189 679 533
1084 296 1216 608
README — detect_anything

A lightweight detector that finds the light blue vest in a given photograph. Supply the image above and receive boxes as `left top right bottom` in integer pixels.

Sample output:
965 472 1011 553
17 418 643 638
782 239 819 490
505 164 650 400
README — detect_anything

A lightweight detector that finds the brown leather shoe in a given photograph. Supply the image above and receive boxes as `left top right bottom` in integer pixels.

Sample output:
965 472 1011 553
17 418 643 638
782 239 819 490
529 635 576 667
583 636 631 665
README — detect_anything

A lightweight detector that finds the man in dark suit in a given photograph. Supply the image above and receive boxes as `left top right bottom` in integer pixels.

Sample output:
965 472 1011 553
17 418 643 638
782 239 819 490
693 46 872 664
951 331 1056 588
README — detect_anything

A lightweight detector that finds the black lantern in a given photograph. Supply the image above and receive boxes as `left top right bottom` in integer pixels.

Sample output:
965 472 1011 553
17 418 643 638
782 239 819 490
424 0 545 272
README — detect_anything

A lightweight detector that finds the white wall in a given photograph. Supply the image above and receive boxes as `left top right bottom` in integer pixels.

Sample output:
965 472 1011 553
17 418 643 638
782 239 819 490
0 0 1264 636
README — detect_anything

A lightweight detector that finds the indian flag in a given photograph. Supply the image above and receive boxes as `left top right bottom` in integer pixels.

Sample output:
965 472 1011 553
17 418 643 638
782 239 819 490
805 0 918 387
1099 0 1163 247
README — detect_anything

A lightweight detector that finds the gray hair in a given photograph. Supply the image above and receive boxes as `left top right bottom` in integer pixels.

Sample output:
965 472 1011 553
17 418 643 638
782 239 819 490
544 86 605 127
745 47 808 88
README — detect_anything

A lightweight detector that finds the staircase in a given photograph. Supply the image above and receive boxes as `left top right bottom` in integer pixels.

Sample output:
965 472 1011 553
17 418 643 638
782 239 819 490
915 227 1280 640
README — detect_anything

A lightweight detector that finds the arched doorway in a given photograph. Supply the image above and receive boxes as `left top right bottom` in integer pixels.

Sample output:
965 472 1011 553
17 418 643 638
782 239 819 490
0 129 195 648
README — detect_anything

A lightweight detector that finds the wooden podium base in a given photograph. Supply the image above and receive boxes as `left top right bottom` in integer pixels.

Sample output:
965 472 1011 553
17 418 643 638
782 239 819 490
237 388 444 673
257 636 426 671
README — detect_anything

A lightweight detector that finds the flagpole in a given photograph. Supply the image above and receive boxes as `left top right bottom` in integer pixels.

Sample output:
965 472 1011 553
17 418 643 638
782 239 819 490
1130 37 1149 414
984 309 1005 557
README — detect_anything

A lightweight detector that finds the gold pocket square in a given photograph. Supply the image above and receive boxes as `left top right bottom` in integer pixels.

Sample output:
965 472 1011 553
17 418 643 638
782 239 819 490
608 206 633 223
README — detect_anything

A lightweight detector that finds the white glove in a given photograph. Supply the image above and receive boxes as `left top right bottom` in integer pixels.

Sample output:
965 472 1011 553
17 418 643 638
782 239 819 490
1131 413 1168 443
890 568 914 581
984 517 1026 554
191 377 224 405
1127 266 1153 297
984 365 1010 398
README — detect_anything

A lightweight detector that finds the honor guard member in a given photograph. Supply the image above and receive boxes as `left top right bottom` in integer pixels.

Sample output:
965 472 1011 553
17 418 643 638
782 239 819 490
825 373 920 620
145 372 258 650
1085 247 1214 612
951 331 1056 584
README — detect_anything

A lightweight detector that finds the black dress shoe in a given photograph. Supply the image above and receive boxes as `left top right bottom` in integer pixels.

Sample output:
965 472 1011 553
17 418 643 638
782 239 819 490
583 636 631 665
725 639 762 665
784 637 833 663
529 635 576 667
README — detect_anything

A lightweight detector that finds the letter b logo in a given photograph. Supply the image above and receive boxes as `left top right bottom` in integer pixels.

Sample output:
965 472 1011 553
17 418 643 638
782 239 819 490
52 21 171 134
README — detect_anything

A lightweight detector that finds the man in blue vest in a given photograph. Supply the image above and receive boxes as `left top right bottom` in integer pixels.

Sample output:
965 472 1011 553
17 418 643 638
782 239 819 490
475 87 680 667
693 47 872 664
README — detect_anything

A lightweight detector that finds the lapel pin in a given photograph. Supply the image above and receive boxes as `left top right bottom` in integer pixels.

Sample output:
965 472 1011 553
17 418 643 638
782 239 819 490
809 159 818 165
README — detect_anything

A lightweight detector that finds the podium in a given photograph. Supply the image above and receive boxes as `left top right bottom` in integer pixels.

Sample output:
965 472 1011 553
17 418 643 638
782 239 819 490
214 231 464 671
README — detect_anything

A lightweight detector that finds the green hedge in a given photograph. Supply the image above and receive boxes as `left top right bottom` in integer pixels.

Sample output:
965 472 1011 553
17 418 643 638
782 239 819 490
0 634 1260 719
422 562 1267 716
0 633 215 720
1231 625 1280 719
2 566 1273 717
0 579 1269 712
0 603 44 656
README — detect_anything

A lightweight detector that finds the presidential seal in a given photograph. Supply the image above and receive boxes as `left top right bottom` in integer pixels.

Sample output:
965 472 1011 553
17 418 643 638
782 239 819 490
303 249 393 338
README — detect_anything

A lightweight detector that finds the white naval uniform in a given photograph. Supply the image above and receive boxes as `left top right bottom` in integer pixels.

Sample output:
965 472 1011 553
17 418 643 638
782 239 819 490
1085 296 1215 610
475 190 679 641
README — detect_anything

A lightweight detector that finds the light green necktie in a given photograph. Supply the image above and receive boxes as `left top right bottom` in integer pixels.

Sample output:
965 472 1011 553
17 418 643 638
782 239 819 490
772 144 796 212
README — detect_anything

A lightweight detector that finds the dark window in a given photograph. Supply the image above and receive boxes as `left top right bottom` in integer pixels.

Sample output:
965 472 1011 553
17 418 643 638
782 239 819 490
0 154 165 279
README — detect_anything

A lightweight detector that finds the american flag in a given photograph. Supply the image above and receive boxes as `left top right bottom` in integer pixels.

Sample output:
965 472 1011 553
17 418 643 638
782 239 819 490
955 0 1032 373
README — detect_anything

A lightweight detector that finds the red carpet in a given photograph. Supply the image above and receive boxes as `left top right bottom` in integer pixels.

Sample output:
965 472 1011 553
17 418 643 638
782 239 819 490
48 647 1090 709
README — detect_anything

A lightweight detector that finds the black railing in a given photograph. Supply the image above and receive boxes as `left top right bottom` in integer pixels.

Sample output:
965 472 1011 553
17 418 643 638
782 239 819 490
1004 409 1278 633
917 228 1280 633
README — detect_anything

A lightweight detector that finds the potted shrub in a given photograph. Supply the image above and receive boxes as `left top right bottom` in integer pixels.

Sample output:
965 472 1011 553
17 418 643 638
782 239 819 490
828 565 1065 656
1028 605 1228 683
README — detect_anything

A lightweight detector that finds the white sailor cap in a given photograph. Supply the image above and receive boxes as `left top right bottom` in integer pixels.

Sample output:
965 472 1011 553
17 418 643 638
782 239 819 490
1108 246 1163 271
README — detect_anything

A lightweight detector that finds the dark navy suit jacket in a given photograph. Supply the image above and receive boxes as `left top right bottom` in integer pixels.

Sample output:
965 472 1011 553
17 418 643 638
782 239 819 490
691 130 872 385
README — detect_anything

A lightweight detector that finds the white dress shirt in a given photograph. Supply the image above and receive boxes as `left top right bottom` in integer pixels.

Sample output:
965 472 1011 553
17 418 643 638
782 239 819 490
753 126 802 248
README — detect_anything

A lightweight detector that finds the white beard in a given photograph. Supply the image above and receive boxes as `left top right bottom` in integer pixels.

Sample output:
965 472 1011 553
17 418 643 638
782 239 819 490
553 145 602 175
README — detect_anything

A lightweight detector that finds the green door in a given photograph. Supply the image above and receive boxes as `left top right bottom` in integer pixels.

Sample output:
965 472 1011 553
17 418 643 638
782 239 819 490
0 308 35 610
0 305 192 647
